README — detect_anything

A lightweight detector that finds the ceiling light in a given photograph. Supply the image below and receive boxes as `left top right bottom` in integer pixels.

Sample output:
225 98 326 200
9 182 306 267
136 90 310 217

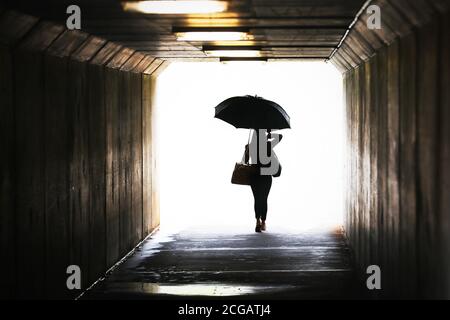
122 1 228 14
176 31 251 41
220 57 268 63
205 50 261 58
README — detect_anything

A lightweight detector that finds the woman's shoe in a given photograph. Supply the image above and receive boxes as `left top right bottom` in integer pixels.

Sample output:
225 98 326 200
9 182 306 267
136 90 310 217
261 221 266 231
255 220 262 233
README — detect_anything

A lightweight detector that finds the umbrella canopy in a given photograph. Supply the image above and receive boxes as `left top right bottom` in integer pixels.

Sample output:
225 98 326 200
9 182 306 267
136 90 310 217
214 95 291 130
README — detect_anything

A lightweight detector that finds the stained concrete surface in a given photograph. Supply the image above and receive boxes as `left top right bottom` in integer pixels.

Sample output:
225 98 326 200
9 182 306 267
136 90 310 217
82 225 359 300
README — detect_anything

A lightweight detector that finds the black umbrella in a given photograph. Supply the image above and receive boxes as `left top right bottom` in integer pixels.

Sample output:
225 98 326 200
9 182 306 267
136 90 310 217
214 95 290 130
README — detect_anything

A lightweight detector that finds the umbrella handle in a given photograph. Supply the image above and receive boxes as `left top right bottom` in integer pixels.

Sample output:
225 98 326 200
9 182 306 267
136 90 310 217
243 129 253 165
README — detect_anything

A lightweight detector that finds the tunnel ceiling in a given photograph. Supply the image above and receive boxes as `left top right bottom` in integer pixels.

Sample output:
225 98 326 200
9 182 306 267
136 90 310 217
3 0 368 62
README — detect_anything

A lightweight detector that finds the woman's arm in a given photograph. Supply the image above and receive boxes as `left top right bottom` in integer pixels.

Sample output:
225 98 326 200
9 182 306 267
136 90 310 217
269 133 283 147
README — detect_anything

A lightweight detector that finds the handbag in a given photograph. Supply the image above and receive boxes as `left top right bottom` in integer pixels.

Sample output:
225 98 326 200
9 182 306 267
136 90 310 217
231 130 259 185
231 162 259 185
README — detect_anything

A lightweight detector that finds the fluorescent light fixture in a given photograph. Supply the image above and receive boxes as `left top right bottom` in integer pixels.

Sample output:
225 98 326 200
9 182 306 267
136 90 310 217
122 1 228 14
219 57 268 62
176 31 251 41
205 50 261 58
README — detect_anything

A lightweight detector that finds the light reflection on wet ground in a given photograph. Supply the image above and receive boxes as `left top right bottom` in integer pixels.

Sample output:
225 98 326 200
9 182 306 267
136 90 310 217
83 225 357 300
101 282 297 297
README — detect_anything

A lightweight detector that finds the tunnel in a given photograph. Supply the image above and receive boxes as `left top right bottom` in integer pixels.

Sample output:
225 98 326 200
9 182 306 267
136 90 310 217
0 0 449 301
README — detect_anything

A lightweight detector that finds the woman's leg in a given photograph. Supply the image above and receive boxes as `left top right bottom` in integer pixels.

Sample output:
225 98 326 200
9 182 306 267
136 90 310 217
260 176 272 222
250 179 262 221
251 175 273 221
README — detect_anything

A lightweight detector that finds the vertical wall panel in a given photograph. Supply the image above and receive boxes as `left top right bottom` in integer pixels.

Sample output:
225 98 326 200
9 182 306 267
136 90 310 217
344 72 351 244
386 41 400 296
0 46 15 299
362 61 371 273
353 67 360 269
349 70 356 250
150 76 160 229
105 68 120 268
87 64 106 284
398 32 417 298
67 59 90 293
345 71 354 247
440 11 450 299
119 72 133 253
342 73 349 240
44 55 70 298
416 19 440 299
14 51 46 298
142 74 153 235
357 64 365 273
130 72 143 244
347 70 353 247
376 46 389 296
368 55 379 270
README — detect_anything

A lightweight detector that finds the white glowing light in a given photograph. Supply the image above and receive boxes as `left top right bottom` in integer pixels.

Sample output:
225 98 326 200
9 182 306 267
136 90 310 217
122 1 228 14
205 50 262 58
176 32 251 41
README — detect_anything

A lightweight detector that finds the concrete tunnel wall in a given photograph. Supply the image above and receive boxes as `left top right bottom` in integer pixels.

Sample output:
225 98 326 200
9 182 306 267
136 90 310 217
0 10 166 299
330 1 450 299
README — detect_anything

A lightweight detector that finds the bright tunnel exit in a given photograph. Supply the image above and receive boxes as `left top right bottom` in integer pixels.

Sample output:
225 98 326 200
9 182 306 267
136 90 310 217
154 61 344 232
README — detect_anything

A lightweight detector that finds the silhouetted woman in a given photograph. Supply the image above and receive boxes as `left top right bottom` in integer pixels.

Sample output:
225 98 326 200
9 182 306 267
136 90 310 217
244 129 283 232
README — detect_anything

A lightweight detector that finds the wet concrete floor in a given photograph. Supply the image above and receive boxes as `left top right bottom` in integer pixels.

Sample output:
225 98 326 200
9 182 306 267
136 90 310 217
82 225 359 300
